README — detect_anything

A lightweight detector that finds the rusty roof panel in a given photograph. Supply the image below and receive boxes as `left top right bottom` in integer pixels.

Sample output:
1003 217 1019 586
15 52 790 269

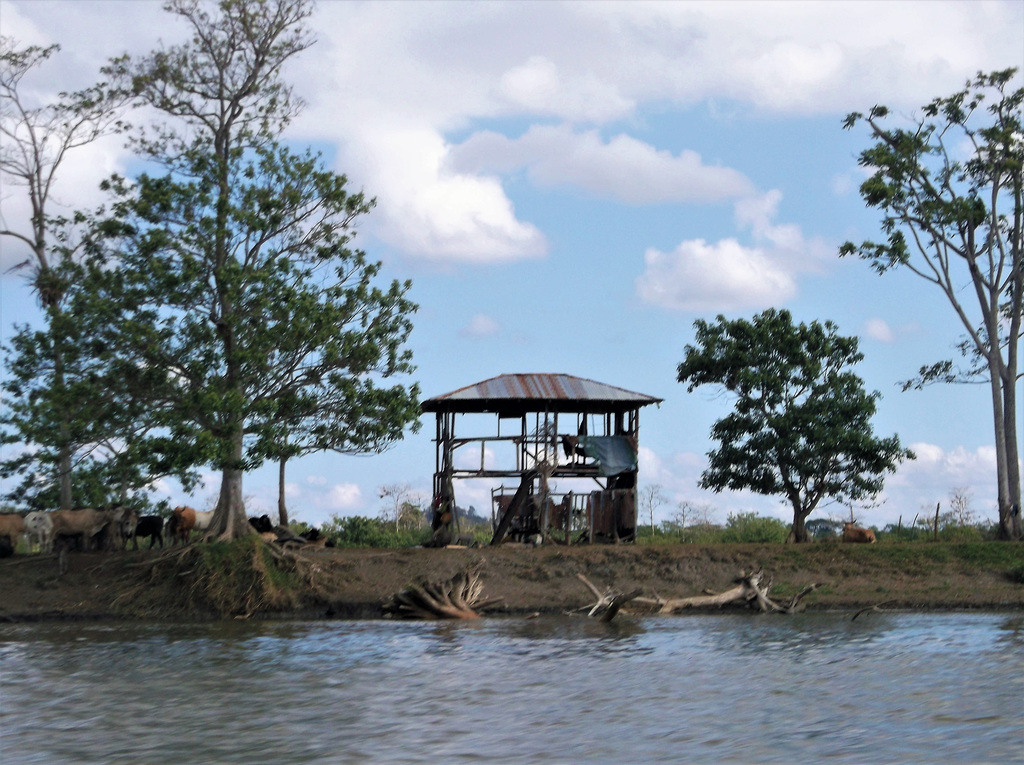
421 373 663 413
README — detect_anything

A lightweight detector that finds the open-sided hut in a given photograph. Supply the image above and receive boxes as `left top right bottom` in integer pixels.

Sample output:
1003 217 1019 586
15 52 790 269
421 373 662 544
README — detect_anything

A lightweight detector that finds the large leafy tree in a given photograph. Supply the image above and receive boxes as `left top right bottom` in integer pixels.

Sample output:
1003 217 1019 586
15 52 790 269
841 69 1022 539
1 274 200 511
677 309 913 543
90 0 419 539
0 38 127 508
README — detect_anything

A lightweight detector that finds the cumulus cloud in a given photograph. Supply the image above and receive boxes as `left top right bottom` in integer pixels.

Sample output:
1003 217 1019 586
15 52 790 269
635 189 826 311
460 313 501 338
449 124 753 204
6 0 1021 268
499 56 634 123
636 238 797 312
343 125 547 263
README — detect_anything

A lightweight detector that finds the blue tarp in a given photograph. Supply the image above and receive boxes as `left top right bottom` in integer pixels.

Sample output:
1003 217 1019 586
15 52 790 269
579 436 638 477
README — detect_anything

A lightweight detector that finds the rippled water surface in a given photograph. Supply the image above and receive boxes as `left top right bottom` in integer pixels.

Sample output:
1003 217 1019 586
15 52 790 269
1 612 1022 763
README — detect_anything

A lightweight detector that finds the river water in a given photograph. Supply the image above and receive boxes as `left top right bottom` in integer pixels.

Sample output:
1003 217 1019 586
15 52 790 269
1 612 1022 764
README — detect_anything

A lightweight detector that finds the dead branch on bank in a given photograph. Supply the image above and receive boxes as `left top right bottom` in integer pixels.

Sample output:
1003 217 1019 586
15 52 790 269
384 564 502 619
633 568 821 615
576 573 642 622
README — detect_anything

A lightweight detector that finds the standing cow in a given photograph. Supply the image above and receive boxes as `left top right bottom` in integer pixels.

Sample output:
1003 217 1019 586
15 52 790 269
167 506 197 545
0 513 26 552
133 515 166 549
24 511 53 552
842 521 877 544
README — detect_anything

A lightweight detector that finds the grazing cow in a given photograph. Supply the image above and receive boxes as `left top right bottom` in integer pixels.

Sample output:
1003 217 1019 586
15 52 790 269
842 521 877 544
248 514 273 534
168 506 197 545
24 511 53 552
0 513 26 551
0 535 13 558
49 508 119 551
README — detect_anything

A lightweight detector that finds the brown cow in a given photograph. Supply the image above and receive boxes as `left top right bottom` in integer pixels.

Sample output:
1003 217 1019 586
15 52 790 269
0 513 26 551
842 521 876 544
168 506 197 545
50 508 118 550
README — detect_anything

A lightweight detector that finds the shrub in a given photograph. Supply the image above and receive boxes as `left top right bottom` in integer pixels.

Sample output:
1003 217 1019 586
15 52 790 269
719 512 790 544
322 515 429 548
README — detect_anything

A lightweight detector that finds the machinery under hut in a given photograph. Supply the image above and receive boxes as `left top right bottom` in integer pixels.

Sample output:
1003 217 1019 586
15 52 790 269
421 373 662 545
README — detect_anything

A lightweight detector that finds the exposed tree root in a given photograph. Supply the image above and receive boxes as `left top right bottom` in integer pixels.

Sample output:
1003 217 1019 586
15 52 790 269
109 537 336 618
633 568 821 615
384 563 502 619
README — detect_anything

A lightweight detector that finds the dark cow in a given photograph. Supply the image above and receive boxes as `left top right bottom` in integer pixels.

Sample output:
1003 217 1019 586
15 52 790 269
134 515 165 549
248 514 274 534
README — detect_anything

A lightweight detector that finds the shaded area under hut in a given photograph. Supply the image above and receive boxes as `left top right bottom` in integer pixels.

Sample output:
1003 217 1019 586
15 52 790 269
421 373 662 546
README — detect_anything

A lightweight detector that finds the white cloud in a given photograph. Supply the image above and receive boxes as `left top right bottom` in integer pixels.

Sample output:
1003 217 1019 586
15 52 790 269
5 1 1021 268
499 56 634 122
636 237 797 312
320 483 363 512
345 125 547 263
449 124 754 204
636 189 828 311
460 313 501 338
863 318 895 343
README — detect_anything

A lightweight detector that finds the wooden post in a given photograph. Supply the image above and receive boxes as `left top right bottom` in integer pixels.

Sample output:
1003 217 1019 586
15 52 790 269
934 502 940 542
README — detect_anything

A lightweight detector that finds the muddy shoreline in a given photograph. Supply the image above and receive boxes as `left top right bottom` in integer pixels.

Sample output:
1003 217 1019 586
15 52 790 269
2 542 1023 623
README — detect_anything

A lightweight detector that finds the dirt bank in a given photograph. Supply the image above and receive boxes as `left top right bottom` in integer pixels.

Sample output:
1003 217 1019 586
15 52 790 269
2 541 1023 622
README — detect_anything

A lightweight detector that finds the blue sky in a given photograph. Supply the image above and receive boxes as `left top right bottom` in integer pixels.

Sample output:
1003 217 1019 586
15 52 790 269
1 0 1021 529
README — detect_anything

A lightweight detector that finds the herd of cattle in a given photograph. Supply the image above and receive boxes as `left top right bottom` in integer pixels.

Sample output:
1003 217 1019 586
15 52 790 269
0 507 331 558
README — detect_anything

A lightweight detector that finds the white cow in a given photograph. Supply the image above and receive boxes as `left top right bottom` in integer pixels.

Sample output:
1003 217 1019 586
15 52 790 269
192 510 215 534
24 511 53 552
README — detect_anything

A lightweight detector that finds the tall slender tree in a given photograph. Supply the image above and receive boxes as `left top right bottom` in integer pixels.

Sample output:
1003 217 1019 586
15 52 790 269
0 38 127 508
94 0 419 539
841 69 1023 539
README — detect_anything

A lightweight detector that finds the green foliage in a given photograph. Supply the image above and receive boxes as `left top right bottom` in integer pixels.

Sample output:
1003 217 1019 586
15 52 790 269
1008 562 1024 585
719 512 790 544
677 309 913 542
636 522 725 545
322 515 429 548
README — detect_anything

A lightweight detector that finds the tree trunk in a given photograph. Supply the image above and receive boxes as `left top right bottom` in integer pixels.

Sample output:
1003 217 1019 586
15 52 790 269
277 457 289 528
1002 378 1022 539
787 508 810 544
988 370 1015 540
211 431 252 540
51 304 73 510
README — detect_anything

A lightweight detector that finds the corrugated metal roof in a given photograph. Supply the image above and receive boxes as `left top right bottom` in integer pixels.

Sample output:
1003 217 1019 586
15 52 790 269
421 373 663 413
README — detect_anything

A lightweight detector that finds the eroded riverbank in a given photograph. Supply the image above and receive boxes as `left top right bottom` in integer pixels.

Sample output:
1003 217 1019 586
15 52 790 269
1 541 1023 622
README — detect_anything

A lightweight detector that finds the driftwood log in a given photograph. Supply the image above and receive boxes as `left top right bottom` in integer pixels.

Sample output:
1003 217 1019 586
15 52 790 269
576 573 642 622
384 564 501 619
634 569 821 615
